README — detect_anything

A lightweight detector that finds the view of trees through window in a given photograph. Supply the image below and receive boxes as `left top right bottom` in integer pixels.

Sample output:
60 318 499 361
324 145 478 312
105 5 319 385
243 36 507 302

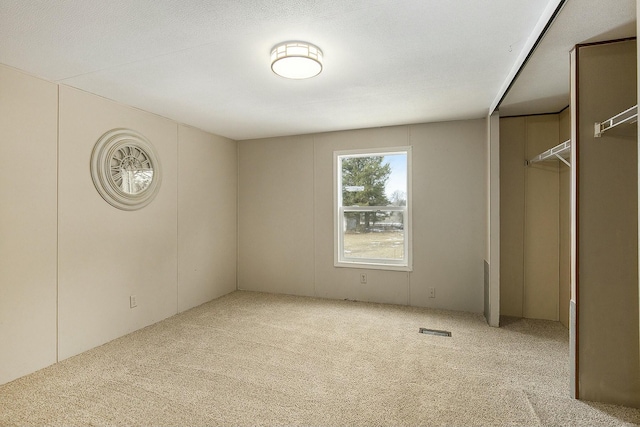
337 150 409 265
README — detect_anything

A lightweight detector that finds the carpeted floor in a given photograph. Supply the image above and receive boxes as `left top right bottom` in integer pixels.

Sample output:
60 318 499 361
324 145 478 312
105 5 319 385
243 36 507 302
1 291 639 426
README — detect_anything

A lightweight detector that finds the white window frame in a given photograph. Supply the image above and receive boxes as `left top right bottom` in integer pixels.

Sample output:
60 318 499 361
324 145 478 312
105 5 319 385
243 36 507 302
334 146 412 271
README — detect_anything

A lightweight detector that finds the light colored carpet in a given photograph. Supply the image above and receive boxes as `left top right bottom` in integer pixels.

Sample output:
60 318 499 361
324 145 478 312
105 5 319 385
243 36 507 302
1 291 639 426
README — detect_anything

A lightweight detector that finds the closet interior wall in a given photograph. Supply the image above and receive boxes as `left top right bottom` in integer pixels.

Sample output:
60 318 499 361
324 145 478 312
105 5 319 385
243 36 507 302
572 39 639 407
500 110 570 325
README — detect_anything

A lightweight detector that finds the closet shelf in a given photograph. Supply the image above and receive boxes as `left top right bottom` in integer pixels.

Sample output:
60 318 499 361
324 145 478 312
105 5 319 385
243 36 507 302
594 105 638 137
526 139 571 167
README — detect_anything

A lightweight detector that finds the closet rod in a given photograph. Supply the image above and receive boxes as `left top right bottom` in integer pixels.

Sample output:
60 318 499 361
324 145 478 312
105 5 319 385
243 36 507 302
594 104 638 137
526 139 571 167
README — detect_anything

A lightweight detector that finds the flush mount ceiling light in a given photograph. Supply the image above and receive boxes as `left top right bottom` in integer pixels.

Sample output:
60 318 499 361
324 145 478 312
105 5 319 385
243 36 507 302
271 41 323 79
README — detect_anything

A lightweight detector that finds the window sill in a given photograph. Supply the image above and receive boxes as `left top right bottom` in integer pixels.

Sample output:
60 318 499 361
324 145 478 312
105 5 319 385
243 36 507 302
334 261 412 272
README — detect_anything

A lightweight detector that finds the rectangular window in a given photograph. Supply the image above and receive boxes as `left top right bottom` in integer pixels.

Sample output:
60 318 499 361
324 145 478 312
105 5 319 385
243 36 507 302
334 147 412 271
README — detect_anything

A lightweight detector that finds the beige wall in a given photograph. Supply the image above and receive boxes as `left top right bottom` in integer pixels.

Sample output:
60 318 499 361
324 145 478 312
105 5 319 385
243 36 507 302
574 40 639 407
0 66 58 384
313 126 411 305
238 120 487 312
238 134 316 297
0 65 237 384
57 86 179 359
485 112 501 327
409 121 486 310
178 125 237 312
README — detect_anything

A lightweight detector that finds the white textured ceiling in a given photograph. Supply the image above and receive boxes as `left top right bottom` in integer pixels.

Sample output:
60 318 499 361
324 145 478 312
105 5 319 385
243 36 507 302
0 1 634 140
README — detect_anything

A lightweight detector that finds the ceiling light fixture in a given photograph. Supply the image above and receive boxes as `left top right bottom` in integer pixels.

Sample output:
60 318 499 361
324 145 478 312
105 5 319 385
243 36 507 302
271 41 323 79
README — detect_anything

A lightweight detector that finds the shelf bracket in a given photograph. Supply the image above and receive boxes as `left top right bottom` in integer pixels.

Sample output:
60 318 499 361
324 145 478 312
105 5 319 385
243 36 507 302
594 105 638 137
554 154 571 168
526 139 571 167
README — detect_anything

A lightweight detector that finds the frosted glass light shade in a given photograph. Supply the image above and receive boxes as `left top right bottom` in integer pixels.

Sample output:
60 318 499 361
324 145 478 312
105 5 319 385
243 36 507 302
271 41 323 79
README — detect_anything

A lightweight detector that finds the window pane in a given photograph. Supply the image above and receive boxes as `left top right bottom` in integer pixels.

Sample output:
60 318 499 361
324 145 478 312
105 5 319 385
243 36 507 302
335 147 411 270
341 154 407 208
384 154 407 208
343 210 404 260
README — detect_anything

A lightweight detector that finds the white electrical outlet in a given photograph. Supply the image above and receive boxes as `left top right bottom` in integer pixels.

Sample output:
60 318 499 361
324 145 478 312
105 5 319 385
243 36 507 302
360 273 367 284
429 288 436 298
130 295 137 308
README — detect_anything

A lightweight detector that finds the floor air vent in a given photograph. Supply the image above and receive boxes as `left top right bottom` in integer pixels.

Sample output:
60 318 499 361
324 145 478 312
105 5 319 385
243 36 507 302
419 328 451 337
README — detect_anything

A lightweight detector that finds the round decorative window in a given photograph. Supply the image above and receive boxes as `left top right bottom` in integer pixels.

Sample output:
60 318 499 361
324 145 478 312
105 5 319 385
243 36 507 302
90 128 161 210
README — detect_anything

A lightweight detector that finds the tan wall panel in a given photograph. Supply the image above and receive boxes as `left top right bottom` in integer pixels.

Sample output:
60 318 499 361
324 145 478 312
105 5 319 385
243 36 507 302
238 135 315 297
576 40 639 407
0 65 58 384
500 114 563 322
178 125 237 312
524 116 559 321
499 117 526 317
57 86 178 360
559 107 571 328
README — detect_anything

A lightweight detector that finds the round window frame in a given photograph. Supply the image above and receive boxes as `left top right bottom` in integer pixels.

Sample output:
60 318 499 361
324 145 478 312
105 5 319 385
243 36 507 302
90 128 162 211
